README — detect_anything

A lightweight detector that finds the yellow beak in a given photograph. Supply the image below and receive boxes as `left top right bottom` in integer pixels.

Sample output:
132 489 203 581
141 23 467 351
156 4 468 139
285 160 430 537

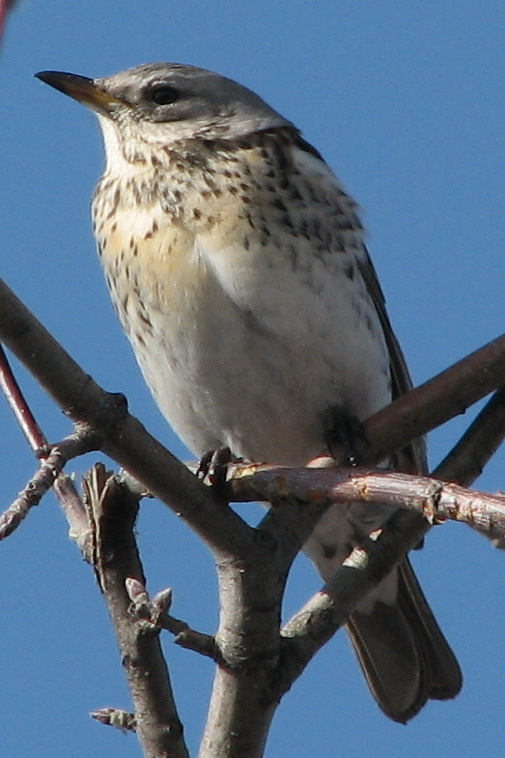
35 71 125 114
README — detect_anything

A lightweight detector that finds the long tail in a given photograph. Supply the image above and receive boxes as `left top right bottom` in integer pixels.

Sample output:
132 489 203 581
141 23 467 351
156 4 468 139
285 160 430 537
346 557 462 723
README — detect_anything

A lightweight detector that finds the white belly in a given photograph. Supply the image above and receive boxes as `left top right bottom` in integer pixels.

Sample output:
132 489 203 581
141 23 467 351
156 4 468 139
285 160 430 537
102 221 391 465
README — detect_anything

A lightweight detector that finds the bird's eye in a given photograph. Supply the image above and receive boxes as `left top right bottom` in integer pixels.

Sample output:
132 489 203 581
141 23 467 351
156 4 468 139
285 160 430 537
149 85 179 105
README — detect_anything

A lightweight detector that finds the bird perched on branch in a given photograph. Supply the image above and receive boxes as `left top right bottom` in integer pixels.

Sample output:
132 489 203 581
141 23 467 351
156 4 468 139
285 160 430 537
36 62 462 722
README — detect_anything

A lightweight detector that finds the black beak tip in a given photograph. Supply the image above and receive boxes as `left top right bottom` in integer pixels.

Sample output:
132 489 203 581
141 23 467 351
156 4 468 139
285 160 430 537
34 70 94 94
35 70 65 85
34 70 50 82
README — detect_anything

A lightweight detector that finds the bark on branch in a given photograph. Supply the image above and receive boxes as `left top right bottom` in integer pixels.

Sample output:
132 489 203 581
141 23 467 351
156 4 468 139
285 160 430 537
224 464 505 541
82 464 189 758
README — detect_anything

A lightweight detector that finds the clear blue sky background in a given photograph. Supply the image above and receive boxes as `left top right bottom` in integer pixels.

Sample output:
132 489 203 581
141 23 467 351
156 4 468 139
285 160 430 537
1 2 504 756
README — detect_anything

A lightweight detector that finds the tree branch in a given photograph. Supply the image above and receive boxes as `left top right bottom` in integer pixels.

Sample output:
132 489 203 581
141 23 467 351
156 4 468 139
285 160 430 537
82 463 189 758
434 385 505 485
0 342 96 542
125 578 218 659
0 438 87 540
0 342 46 450
224 464 505 540
355 333 505 465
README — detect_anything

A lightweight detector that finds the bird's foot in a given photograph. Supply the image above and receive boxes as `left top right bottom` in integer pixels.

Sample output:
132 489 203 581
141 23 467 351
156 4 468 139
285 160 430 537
322 407 366 466
197 446 238 500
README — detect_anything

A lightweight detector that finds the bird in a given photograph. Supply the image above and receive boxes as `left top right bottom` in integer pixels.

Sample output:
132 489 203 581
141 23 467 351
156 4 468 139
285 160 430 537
35 63 462 722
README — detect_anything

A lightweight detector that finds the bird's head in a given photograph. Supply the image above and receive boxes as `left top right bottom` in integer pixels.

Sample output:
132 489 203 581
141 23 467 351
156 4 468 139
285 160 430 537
36 63 292 165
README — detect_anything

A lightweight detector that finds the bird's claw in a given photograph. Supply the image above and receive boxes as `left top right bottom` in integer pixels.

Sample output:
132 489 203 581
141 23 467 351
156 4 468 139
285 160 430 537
197 446 235 500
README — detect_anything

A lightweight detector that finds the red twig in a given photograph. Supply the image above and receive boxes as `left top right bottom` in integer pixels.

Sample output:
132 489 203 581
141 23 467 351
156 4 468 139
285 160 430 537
0 0 16 43
0 344 46 452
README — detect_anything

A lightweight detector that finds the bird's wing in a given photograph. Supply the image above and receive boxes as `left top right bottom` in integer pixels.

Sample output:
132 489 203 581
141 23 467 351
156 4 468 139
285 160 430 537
355 246 428 473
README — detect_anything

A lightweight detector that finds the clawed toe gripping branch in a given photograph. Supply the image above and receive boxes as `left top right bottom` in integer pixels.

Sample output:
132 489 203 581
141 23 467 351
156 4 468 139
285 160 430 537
1 276 505 757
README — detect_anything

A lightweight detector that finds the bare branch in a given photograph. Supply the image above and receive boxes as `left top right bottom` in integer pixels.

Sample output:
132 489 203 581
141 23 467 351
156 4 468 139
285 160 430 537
356 333 505 464
0 429 97 540
224 464 505 541
0 445 66 539
82 463 189 758
434 386 505 485
53 474 92 554
125 578 218 659
0 343 46 450
0 342 98 541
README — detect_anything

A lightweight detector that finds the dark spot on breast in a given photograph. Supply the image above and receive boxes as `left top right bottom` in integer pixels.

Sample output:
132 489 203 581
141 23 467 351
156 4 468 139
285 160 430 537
280 213 294 230
288 184 302 201
298 218 311 240
272 198 288 212
139 312 152 328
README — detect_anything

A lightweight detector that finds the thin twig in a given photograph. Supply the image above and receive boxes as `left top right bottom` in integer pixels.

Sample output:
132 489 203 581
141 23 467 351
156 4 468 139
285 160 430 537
126 578 218 659
0 344 99 540
0 445 67 539
0 426 98 541
0 343 46 451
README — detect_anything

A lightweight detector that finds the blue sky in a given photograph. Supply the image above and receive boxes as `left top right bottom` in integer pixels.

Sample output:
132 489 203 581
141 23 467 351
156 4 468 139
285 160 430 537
1 2 504 756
